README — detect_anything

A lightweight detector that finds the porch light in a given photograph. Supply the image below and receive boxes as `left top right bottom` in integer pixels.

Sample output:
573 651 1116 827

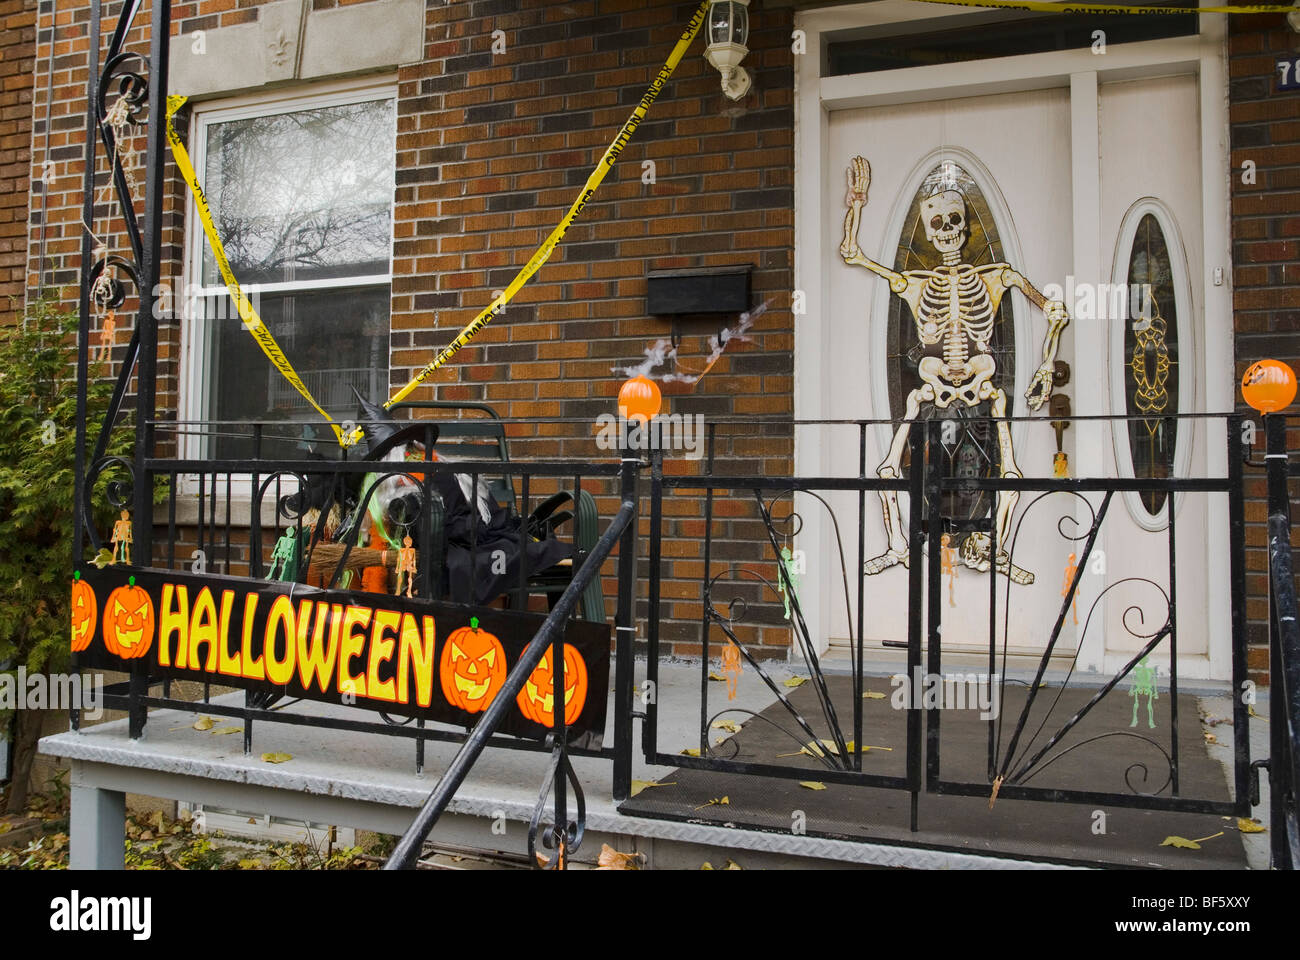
705 0 752 100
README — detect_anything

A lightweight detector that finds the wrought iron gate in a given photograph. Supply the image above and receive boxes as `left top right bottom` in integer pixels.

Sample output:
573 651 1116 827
638 414 1254 831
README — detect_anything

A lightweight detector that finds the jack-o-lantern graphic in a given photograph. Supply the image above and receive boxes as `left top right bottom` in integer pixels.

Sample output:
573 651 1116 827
439 617 507 714
70 573 97 653
102 577 155 660
516 642 588 728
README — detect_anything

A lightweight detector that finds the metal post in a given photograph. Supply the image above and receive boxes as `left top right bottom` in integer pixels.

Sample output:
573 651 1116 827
1264 413 1293 865
612 456 639 800
1230 413 1253 816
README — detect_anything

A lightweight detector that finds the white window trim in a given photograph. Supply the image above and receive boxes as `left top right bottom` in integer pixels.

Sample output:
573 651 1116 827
792 2 1232 679
1108 197 1198 533
178 75 399 483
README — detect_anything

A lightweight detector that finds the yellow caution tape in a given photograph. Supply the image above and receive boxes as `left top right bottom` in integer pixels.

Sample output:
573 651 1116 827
911 0 1293 14
164 94 349 445
373 0 713 443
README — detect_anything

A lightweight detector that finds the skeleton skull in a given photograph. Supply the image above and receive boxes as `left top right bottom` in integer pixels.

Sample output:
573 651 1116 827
922 190 968 254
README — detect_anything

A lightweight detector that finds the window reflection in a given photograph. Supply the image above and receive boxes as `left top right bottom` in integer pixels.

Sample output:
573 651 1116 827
1124 213 1179 516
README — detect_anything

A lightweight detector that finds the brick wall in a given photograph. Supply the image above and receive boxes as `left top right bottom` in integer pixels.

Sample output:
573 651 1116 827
25 0 798 658
0 0 36 320
1229 14 1300 681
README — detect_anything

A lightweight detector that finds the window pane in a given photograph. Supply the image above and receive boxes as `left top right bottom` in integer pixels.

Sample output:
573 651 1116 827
1124 213 1179 517
202 98 395 285
826 6 1196 77
886 160 1015 535
206 287 390 460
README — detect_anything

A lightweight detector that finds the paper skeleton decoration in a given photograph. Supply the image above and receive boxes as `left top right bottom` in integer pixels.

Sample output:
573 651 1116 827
839 156 1070 584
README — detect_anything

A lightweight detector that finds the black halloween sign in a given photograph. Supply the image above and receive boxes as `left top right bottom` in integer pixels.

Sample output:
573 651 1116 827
72 567 610 743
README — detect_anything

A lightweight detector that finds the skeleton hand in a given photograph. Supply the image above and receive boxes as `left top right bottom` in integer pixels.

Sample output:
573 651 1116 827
840 157 872 261
845 156 871 206
1025 363 1055 411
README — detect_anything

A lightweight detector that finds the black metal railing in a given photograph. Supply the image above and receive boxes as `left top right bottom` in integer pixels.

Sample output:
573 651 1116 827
80 420 638 779
1265 414 1300 869
385 458 638 869
639 413 1260 835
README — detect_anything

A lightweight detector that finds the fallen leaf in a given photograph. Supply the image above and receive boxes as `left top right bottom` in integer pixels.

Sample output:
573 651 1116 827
694 796 729 810
261 752 292 764
238 859 263 870
1161 831 1223 851
596 844 642 870
630 780 675 798
862 691 886 700
784 676 808 688
680 748 701 757
799 781 827 791
1203 732 1218 744
712 719 742 733
192 716 215 731
138 830 154 841
1237 818 1267 834
89 548 114 569
707 672 727 682
723 859 742 870
210 726 242 736
700 861 714 870
1248 705 1268 722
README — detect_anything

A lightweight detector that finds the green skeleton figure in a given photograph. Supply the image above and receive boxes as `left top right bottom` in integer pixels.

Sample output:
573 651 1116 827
1128 656 1159 729
778 546 802 621
267 527 302 582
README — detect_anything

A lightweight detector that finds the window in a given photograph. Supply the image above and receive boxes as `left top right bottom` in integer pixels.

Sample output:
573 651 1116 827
1111 200 1188 528
185 82 396 461
825 5 1197 77
886 159 1016 532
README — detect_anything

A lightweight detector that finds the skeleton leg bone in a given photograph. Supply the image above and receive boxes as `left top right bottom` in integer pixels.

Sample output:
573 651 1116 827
865 386 930 575
958 385 1034 584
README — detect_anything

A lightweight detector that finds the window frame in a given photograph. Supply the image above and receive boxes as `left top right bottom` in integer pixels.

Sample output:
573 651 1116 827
1107 196 1196 533
178 75 399 469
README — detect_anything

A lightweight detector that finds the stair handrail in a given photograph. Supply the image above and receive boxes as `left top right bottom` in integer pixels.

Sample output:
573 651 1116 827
385 484 638 869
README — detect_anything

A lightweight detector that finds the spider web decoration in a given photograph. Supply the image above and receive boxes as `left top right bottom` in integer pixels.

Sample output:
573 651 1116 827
885 159 1017 539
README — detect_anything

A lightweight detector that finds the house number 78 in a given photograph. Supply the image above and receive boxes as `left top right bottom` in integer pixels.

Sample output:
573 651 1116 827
1277 58 1300 91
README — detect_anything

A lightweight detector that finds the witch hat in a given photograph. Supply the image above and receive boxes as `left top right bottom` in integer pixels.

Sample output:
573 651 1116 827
351 387 439 460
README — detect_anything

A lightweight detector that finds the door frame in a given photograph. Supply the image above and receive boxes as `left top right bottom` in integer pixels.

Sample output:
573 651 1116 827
793 1 1234 679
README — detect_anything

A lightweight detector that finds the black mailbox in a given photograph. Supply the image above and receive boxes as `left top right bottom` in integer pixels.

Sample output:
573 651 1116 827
646 266 752 315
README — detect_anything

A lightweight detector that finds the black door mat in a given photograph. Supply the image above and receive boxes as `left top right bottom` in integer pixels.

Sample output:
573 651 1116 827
621 674 1249 869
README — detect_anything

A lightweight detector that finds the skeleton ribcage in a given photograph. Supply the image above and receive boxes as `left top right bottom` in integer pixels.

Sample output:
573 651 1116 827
916 271 996 368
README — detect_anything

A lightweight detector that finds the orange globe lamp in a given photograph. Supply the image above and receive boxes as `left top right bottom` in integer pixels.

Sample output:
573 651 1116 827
618 375 662 423
1241 359 1297 414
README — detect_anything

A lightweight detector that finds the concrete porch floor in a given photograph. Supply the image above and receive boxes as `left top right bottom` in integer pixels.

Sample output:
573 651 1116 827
39 657 1272 870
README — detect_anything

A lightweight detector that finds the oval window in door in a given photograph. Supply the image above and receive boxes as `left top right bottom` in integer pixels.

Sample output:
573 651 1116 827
885 159 1016 530
1122 211 1180 519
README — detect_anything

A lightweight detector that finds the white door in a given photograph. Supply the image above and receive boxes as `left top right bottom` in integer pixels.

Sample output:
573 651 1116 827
811 77 1212 666
823 88 1076 654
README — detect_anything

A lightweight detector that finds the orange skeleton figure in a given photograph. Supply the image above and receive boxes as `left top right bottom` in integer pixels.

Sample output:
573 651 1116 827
1061 552 1079 625
98 310 116 362
395 535 417 598
110 509 132 565
721 640 742 701
940 533 957 607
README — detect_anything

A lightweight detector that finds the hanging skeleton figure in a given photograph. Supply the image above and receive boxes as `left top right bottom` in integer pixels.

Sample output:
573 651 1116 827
839 156 1070 584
